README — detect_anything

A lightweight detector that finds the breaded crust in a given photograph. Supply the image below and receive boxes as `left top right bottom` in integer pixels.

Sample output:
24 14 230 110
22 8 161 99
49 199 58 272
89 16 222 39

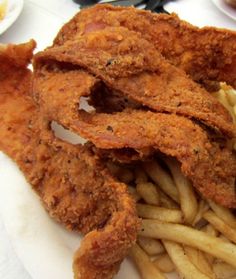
0 42 139 279
34 27 235 137
54 4 236 89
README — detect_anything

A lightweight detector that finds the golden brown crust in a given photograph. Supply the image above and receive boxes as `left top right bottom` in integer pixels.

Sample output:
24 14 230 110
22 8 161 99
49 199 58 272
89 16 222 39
34 27 235 137
73 109 236 208
0 42 139 279
54 4 236 88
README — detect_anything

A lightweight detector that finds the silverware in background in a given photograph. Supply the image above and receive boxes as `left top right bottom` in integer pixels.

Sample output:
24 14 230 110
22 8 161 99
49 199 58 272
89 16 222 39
73 0 173 13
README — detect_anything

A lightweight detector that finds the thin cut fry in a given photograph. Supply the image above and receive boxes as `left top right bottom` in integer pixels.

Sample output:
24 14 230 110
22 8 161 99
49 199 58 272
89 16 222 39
129 243 166 279
219 235 231 243
208 200 236 230
225 89 236 106
135 166 148 184
201 224 219 265
184 246 216 278
139 220 236 268
143 161 179 203
203 210 236 244
164 158 198 224
213 90 236 122
137 204 183 223
163 240 210 279
138 236 165 256
136 182 160 205
159 190 179 209
153 253 175 273
193 200 209 226
203 224 219 238
128 186 141 202
213 262 236 279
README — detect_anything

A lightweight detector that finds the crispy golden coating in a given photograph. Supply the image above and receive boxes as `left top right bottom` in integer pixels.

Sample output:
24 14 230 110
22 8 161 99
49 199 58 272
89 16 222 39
34 27 235 137
0 42 139 279
54 4 236 88
0 41 36 156
73 109 236 208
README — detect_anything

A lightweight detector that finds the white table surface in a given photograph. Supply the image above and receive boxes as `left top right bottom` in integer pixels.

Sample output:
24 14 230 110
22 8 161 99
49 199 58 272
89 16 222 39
0 1 235 279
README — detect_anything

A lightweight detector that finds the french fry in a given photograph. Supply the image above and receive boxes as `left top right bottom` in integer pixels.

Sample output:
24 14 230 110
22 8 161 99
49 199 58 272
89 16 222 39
153 253 175 273
213 90 236 122
203 210 236 244
129 243 166 279
208 200 236 230
184 246 216 278
143 161 179 203
219 235 231 243
128 186 141 202
139 220 236 268
136 182 160 206
225 89 236 106
163 240 210 279
203 224 219 238
164 158 198 224
201 224 219 265
138 236 165 256
137 204 183 223
213 262 236 279
130 85 236 279
159 190 179 209
135 166 148 184
193 200 209 226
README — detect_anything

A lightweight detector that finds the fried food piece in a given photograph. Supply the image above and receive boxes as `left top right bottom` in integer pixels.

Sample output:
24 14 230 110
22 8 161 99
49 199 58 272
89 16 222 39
73 109 236 209
0 40 36 156
53 4 236 89
0 42 139 279
0 40 36 67
34 27 235 137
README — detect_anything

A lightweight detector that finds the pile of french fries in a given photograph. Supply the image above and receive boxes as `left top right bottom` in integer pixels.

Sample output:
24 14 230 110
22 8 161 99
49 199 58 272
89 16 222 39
213 83 236 151
108 85 236 279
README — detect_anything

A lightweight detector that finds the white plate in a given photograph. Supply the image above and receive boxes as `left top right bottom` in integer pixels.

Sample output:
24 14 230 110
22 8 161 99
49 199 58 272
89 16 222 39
0 0 23 35
0 1 225 278
211 0 236 21
0 149 177 279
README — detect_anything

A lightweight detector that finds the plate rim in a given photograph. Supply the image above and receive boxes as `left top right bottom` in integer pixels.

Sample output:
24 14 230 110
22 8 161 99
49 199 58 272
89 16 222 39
211 0 236 22
0 0 24 35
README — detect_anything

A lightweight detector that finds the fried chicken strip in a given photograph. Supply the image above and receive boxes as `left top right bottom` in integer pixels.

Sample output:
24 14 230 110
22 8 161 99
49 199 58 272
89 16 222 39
0 42 139 279
73 109 236 209
53 4 236 89
34 27 235 137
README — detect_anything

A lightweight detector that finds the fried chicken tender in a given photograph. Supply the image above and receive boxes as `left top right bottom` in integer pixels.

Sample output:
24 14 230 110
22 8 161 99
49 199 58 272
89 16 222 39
0 42 139 279
34 27 235 137
53 4 236 89
74 109 236 209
